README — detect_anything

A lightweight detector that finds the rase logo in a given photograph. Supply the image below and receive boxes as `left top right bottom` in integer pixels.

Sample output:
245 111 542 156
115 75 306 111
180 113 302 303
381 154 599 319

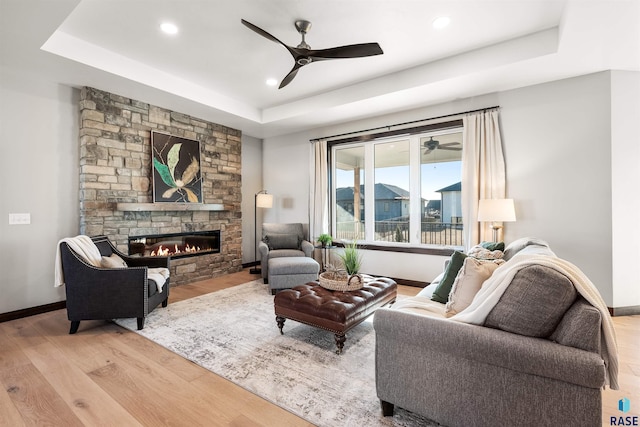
611 398 638 426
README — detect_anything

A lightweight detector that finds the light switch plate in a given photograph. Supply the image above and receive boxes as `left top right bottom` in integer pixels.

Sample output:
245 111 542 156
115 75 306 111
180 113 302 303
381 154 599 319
9 213 31 225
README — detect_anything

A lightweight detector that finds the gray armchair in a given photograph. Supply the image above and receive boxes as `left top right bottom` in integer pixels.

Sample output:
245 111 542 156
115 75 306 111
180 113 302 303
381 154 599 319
258 223 314 283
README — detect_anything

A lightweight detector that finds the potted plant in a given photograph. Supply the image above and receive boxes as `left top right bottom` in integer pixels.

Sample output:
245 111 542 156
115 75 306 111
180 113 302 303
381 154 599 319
338 240 362 275
317 233 333 248
319 240 364 291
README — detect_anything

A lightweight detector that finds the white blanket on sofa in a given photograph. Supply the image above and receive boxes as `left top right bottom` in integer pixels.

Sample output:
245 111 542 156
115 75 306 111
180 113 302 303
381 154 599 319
451 250 619 390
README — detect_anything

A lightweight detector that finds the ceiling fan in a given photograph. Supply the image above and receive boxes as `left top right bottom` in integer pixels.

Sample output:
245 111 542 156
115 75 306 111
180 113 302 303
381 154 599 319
423 137 462 155
241 19 384 89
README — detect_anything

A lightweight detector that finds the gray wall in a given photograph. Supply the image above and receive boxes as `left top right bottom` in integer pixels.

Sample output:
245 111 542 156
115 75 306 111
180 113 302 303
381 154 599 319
1 71 79 313
262 71 640 309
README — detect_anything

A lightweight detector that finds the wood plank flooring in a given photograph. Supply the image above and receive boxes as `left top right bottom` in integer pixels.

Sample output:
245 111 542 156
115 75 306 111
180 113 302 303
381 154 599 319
1 269 638 426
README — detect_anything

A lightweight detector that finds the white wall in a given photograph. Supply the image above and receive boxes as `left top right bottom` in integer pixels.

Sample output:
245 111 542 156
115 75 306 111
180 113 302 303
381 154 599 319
240 134 264 264
262 132 314 224
0 70 79 313
498 71 613 302
610 70 640 308
263 71 640 308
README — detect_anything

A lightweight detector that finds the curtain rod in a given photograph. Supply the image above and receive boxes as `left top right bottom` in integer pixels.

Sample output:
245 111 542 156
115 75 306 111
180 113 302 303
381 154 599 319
309 106 499 143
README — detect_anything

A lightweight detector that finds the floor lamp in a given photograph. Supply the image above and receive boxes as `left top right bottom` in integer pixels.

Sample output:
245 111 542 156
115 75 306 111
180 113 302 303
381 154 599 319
250 190 273 274
477 198 516 242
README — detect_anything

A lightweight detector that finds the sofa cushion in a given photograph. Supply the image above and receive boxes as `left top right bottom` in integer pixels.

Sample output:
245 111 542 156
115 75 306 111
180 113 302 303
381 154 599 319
484 265 577 337
431 251 467 303
445 258 504 317
550 297 601 353
503 237 550 261
264 233 301 250
480 241 505 251
100 253 127 269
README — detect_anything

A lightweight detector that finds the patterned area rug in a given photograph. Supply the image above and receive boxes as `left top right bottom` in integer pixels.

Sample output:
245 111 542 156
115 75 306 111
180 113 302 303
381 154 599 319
115 280 439 427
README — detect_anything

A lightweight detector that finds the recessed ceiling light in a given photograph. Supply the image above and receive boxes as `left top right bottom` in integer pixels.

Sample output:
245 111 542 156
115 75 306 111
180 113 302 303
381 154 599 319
160 22 179 35
432 16 451 30
266 78 278 87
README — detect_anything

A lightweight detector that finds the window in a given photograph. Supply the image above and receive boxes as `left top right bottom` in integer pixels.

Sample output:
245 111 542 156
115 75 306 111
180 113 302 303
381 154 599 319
331 128 463 248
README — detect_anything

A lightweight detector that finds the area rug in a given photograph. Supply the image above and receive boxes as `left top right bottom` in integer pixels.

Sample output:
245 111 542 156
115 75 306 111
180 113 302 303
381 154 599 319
115 280 439 427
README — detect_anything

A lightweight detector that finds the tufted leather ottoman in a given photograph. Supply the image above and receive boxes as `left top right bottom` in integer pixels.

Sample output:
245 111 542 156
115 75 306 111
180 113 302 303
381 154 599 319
274 275 397 354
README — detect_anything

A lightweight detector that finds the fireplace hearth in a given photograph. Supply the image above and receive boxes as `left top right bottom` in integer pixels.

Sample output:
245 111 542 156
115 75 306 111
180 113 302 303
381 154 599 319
129 230 220 260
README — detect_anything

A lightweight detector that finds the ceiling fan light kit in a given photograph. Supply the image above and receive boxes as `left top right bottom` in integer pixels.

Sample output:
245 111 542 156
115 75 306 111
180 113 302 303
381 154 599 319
241 19 383 89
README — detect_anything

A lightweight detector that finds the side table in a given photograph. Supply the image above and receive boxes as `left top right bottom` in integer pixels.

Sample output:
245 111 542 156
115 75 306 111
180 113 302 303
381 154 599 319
315 245 336 272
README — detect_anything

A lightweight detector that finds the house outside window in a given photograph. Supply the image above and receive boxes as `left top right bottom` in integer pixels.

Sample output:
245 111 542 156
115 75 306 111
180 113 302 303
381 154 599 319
332 128 463 248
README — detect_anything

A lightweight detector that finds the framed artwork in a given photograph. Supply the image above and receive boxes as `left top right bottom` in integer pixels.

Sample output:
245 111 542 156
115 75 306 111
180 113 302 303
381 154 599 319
151 131 203 203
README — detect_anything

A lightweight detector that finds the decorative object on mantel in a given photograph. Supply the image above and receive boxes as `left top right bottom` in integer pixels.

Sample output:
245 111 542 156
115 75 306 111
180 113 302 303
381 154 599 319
250 190 274 275
151 131 203 203
477 198 516 242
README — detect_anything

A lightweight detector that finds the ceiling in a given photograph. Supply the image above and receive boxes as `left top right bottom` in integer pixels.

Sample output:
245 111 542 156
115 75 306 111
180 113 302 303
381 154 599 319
1 0 639 139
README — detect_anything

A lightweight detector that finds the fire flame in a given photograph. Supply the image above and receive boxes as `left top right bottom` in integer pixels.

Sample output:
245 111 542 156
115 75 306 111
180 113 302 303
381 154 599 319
150 243 203 257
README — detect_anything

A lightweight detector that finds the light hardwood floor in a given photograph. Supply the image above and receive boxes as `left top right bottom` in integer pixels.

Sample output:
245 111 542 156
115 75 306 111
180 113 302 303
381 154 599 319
1 269 638 426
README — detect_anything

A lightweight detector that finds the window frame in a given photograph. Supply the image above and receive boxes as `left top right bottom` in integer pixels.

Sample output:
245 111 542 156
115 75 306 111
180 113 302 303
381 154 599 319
329 122 464 252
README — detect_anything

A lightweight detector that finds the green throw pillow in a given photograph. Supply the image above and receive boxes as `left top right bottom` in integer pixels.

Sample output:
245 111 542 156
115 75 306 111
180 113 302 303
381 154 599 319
431 251 468 303
480 241 505 251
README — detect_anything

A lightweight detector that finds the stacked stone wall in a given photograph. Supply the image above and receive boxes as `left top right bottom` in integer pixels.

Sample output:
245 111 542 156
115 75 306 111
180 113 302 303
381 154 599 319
79 87 242 285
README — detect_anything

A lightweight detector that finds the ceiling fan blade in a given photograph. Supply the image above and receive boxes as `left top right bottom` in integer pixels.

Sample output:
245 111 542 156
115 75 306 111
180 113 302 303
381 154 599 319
279 63 303 89
439 147 462 151
308 43 383 60
241 19 297 57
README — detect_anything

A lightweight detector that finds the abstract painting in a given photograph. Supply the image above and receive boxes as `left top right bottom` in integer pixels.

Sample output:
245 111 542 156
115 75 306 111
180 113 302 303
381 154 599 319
151 131 203 203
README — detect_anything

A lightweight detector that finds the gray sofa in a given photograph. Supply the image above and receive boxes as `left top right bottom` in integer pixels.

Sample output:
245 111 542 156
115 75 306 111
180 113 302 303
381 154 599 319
374 241 608 427
258 223 314 283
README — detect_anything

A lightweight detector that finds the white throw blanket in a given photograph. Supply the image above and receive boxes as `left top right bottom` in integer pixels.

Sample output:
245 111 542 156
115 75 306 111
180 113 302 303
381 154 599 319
451 251 619 390
55 235 103 287
55 235 169 291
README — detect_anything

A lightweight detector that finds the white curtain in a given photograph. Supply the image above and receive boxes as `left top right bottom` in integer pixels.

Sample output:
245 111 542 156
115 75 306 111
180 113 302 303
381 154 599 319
309 139 328 241
461 109 506 249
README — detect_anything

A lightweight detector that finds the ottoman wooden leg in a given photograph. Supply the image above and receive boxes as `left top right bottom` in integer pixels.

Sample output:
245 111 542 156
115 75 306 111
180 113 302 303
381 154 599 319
335 332 346 354
276 315 286 334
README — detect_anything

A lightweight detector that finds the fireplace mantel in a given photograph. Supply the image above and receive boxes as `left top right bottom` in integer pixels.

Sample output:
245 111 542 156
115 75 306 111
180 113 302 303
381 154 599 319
116 203 226 212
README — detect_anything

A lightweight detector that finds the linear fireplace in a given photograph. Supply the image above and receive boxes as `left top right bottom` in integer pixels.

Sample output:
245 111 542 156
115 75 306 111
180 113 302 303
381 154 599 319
128 230 221 260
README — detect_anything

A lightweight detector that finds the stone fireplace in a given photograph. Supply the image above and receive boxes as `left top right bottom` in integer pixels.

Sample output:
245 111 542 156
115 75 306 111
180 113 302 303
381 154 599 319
78 87 242 286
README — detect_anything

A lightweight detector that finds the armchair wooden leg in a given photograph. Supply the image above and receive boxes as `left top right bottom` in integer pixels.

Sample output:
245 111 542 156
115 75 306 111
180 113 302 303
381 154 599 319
69 321 80 334
381 400 394 417
162 298 168 308
137 317 145 330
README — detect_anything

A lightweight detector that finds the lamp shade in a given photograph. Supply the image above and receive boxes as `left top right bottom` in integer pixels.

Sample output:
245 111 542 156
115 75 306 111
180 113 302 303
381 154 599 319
256 193 273 209
477 199 516 222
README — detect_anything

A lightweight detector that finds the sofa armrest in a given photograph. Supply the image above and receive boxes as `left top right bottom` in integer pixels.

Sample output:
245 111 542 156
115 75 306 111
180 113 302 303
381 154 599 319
373 308 605 389
301 240 314 257
258 241 270 258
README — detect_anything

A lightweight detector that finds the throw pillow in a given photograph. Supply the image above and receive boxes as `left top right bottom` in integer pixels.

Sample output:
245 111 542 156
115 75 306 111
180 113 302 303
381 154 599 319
445 258 504 317
431 251 467 304
101 253 127 269
264 233 300 250
502 237 550 261
484 264 578 338
480 241 505 251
